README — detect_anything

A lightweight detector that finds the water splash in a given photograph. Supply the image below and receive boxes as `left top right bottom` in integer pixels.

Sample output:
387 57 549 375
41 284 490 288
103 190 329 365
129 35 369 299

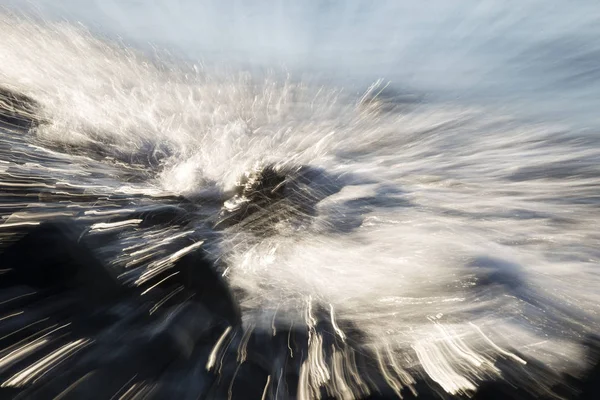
0 7 599 398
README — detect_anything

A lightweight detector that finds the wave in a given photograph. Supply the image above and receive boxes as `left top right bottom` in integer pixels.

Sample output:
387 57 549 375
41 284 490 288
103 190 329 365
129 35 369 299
1 11 600 399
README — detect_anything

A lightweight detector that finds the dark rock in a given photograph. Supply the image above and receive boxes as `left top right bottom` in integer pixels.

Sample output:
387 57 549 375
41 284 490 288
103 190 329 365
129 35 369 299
133 205 193 227
215 164 343 234
0 221 125 306
0 285 40 312
205 359 270 400
143 241 241 329
0 87 44 130
576 336 600 400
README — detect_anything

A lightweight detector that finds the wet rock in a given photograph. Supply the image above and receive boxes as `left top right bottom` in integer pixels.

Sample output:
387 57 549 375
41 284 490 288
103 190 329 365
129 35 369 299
0 87 44 130
207 359 271 400
149 345 214 400
137 236 241 329
0 286 40 312
576 336 600 400
6 302 219 399
85 302 216 372
0 221 124 306
215 164 343 234
133 205 194 227
0 295 77 349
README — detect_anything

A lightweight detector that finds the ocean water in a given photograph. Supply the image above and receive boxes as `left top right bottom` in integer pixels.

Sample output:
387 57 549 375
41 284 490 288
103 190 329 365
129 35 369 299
1 1 600 398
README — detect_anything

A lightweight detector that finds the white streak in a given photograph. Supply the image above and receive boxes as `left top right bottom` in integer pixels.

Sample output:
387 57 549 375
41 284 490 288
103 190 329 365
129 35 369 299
206 326 232 371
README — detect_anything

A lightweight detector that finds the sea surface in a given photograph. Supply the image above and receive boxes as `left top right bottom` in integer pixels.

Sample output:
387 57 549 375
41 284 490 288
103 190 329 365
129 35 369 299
1 1 599 398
